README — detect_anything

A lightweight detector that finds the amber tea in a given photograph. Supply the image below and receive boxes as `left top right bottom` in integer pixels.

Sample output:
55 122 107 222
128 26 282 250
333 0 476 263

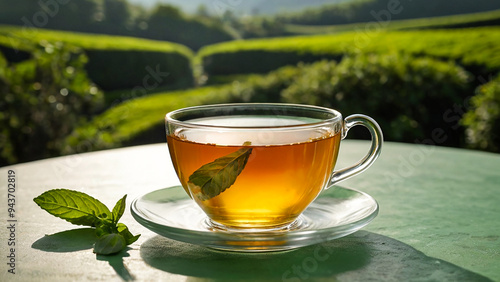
165 104 382 231
167 117 341 229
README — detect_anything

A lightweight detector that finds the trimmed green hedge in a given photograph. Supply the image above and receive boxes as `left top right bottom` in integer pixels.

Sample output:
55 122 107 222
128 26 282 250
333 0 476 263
201 50 341 77
0 25 195 91
282 54 473 146
462 75 500 152
216 66 300 103
284 9 500 35
198 27 500 78
84 49 192 91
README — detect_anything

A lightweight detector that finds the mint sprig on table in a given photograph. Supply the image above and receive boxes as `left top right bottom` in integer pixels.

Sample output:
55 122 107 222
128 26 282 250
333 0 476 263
33 189 140 255
188 141 253 201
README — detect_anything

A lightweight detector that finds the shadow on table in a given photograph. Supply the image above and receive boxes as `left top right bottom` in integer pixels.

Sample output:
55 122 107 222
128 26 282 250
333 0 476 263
32 228 135 281
140 230 492 282
31 228 97 252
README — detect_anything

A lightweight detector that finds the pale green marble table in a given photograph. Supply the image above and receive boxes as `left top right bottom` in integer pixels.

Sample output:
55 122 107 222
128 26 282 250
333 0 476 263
1 141 499 281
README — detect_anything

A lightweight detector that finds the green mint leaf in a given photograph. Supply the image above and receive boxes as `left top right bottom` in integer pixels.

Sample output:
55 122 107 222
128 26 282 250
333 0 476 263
93 233 126 255
111 195 127 224
33 189 111 227
95 220 116 238
188 142 253 201
34 189 140 255
117 223 141 245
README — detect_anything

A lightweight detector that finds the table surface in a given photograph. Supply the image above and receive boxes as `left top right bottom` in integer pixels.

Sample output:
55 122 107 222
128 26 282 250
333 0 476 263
1 140 499 281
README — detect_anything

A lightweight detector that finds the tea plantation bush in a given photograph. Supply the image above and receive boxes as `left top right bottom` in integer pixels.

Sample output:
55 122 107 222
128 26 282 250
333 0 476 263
0 43 103 166
207 53 473 147
282 54 473 145
84 49 193 91
0 26 195 91
219 66 301 103
462 75 500 152
280 0 500 26
198 28 500 79
283 9 500 36
201 49 340 77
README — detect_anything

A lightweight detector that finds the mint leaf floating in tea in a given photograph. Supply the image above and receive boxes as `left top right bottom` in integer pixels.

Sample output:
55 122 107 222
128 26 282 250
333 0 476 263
188 141 253 201
33 189 140 255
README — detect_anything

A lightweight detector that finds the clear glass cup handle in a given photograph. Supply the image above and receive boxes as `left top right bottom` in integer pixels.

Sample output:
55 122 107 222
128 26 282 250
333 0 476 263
327 114 383 187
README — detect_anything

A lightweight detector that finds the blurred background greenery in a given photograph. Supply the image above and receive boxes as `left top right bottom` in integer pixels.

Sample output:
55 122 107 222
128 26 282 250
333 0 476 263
1 0 500 166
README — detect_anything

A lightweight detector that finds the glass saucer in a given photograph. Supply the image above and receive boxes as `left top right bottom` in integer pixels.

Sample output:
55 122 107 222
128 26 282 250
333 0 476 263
131 185 378 252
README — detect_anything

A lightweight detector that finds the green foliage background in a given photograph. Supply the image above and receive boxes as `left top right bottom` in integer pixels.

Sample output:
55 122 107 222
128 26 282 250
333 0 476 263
0 26 195 92
462 74 500 152
0 0 236 51
198 28 500 77
0 43 103 165
1 1 500 166
278 0 500 26
209 54 472 146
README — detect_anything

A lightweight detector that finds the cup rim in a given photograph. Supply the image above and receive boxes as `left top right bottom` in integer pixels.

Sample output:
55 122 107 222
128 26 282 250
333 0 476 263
165 103 342 130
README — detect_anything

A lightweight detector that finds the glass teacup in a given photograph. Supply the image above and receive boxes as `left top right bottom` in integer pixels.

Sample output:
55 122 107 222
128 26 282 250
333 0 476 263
165 103 382 231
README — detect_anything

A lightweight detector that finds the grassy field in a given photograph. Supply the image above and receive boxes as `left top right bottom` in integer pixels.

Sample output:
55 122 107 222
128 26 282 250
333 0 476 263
284 9 500 35
0 25 193 55
199 27 500 76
